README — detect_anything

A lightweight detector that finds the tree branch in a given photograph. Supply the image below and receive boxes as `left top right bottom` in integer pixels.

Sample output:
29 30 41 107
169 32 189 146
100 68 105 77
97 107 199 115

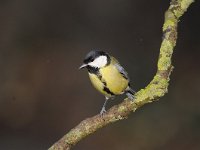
49 0 194 149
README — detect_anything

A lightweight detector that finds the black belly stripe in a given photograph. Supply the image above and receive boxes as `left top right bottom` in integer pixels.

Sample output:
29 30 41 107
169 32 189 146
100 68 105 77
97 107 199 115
103 87 114 95
97 71 115 95
87 66 99 74
99 76 114 95
88 66 115 95
87 66 103 81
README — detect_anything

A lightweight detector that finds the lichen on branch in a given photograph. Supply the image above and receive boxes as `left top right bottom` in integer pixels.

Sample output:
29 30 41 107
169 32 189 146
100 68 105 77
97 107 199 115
49 0 194 149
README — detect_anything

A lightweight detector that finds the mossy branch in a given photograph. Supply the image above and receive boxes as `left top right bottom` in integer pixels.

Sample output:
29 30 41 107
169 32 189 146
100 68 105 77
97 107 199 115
49 0 194 149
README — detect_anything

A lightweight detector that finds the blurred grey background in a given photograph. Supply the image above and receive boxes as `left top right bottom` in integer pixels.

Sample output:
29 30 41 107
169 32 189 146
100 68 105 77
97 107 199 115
0 0 200 150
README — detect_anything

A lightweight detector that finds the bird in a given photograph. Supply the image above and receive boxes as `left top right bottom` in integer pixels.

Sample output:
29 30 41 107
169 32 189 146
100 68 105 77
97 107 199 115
79 50 135 115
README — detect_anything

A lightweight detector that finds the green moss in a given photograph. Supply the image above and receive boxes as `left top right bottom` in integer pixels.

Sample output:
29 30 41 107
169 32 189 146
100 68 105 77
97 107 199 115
158 40 174 70
181 0 194 12
158 56 171 70
135 89 148 102
161 39 174 53
163 19 176 31
170 0 194 18
118 105 126 112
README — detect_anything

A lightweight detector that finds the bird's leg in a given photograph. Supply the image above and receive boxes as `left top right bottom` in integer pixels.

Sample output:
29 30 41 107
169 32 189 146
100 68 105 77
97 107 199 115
100 97 109 115
126 92 135 100
126 86 136 100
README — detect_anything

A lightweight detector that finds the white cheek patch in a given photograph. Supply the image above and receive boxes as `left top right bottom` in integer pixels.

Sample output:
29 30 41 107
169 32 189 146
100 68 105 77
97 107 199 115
89 56 107 68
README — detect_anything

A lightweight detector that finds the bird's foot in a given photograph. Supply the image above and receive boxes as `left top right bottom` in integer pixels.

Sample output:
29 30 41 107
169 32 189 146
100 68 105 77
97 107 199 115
100 107 106 116
126 92 135 100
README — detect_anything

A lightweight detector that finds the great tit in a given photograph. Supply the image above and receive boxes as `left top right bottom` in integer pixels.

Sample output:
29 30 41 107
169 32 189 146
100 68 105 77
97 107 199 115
79 50 135 115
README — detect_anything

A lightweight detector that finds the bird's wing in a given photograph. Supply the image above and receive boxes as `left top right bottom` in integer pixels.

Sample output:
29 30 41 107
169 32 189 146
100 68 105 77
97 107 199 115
114 62 130 80
111 56 130 80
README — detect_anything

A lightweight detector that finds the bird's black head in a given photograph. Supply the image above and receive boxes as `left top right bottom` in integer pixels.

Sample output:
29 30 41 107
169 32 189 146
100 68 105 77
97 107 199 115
79 50 111 69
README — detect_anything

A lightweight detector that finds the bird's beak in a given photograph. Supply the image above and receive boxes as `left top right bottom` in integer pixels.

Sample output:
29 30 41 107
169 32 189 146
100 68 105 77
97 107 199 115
79 64 87 69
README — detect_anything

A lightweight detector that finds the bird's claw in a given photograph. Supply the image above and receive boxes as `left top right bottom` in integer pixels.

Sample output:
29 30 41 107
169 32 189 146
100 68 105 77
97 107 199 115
126 93 135 100
100 107 106 116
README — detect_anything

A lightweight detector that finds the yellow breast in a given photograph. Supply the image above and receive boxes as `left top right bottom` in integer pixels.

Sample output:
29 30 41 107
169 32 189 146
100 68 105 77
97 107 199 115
88 58 128 97
99 64 128 95
89 73 112 97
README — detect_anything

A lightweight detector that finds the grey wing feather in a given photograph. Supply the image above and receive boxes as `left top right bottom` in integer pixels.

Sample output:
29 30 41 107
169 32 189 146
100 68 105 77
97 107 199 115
115 63 136 98
114 63 130 81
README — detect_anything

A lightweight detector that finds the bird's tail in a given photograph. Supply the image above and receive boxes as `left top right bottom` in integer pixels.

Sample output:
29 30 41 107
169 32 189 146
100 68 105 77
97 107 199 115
125 86 136 100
